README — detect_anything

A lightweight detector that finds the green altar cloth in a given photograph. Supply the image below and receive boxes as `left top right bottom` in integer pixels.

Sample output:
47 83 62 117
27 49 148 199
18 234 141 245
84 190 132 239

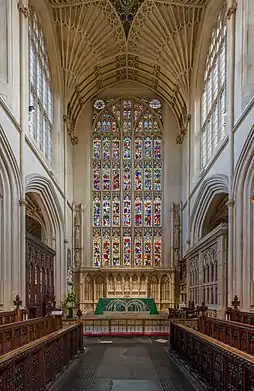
95 298 159 315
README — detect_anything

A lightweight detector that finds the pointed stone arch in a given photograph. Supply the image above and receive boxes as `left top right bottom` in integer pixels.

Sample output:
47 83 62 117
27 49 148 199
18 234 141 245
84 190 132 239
190 174 228 245
149 273 159 301
0 125 22 309
160 273 171 302
232 125 254 309
25 174 65 303
95 273 105 300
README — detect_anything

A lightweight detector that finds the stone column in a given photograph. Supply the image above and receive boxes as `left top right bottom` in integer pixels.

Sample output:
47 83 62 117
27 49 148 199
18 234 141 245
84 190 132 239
227 0 237 306
0 193 3 308
18 0 29 308
199 251 203 304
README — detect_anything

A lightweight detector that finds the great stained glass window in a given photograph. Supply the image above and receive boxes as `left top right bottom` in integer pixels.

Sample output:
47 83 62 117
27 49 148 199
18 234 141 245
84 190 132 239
92 98 163 267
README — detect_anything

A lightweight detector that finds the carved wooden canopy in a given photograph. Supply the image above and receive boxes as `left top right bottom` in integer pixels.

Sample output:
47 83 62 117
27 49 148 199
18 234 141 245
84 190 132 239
48 0 208 143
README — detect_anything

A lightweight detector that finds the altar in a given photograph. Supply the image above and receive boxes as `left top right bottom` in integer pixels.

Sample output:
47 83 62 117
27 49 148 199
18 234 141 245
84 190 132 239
95 298 159 315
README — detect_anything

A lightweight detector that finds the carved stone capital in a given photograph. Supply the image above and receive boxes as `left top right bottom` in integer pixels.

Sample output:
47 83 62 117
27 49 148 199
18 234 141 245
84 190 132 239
17 2 29 18
227 1 237 20
19 198 28 207
226 199 235 208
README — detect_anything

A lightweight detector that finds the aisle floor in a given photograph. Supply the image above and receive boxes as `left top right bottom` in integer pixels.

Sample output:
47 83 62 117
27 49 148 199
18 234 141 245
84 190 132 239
50 337 205 391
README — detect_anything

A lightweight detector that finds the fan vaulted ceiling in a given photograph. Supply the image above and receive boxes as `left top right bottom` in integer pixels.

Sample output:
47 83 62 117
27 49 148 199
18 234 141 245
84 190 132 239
48 0 208 144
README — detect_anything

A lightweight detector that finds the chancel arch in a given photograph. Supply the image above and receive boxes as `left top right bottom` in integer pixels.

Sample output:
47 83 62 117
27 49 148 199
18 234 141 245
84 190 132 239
74 92 179 313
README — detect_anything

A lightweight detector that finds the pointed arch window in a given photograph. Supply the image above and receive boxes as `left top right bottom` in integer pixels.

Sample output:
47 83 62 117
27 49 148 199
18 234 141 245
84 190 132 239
92 98 163 268
201 4 227 168
28 7 53 164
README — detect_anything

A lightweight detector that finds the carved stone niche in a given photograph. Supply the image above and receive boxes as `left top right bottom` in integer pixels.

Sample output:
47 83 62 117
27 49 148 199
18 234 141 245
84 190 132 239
185 223 228 318
72 203 84 269
77 268 175 313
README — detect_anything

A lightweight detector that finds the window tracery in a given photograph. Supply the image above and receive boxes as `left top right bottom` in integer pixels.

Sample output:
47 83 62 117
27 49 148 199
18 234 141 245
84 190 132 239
201 4 227 168
28 7 53 163
92 97 163 268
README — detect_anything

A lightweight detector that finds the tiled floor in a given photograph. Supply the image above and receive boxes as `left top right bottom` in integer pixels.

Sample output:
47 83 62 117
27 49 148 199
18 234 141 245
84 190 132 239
49 338 206 391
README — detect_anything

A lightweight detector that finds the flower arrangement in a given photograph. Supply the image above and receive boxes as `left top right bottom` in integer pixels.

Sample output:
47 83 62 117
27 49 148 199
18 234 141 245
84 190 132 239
66 289 76 305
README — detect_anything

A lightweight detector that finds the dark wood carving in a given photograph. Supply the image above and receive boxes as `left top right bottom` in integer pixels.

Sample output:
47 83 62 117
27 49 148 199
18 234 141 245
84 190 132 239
170 322 254 391
26 233 55 318
0 322 83 390
168 301 198 320
226 296 254 325
198 316 254 355
0 309 26 326
0 315 62 355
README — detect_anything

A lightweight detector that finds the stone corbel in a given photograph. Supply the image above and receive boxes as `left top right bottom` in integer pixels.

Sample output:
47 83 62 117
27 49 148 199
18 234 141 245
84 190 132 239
176 113 191 144
227 1 237 19
63 114 78 145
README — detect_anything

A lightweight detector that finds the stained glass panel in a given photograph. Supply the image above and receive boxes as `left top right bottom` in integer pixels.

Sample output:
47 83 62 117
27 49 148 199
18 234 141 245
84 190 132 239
144 137 152 159
102 164 110 191
94 99 105 110
93 197 101 227
112 138 120 159
134 234 142 266
112 196 120 227
144 163 152 191
123 232 131 266
93 139 101 159
123 137 131 159
123 163 131 190
154 235 162 266
134 138 142 159
154 138 162 159
102 137 110 159
123 194 131 227
134 164 142 191
102 234 110 266
102 196 110 227
112 235 120 266
144 195 152 227
93 234 101 267
93 164 101 191
112 166 120 191
154 196 162 227
144 232 152 266
134 196 142 227
154 164 162 191
92 97 163 267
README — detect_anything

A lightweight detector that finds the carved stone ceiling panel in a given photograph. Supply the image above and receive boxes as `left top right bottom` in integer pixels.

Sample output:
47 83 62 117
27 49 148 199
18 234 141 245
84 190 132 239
48 0 209 144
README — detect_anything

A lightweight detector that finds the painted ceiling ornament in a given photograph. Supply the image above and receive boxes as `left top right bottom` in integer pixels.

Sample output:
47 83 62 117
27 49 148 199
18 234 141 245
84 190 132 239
110 0 145 38
120 0 134 8
94 99 105 110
